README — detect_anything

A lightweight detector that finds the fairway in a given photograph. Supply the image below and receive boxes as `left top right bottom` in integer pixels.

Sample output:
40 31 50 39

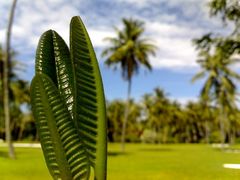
1 143 240 180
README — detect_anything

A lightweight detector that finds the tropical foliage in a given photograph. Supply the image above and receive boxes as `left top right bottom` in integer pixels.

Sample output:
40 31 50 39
30 16 107 180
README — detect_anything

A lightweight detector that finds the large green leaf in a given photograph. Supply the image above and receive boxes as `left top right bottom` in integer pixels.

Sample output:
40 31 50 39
31 74 90 179
70 16 107 180
32 16 107 180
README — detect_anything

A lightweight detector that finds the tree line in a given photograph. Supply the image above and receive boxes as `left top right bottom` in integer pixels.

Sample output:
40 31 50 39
1 73 240 145
107 88 240 144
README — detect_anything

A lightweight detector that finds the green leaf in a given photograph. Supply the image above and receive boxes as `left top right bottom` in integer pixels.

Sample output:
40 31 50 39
35 30 58 85
31 74 90 180
35 30 74 116
33 16 107 180
70 16 107 180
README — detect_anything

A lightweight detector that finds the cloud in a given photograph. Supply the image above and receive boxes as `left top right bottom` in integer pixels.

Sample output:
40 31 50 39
88 29 115 48
116 0 208 16
0 29 6 44
1 1 80 56
170 96 198 106
0 0 223 73
116 0 158 7
143 21 203 69
147 21 202 38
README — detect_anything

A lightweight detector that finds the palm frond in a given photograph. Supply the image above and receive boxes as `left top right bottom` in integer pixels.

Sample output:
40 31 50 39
191 71 206 83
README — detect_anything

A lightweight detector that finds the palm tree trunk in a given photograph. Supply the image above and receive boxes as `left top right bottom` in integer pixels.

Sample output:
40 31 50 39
229 121 235 145
4 0 18 159
219 106 225 149
205 120 210 144
18 122 25 141
121 78 131 152
203 102 210 144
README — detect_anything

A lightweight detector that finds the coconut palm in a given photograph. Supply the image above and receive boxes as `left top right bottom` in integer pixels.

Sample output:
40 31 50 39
192 36 240 145
102 18 157 151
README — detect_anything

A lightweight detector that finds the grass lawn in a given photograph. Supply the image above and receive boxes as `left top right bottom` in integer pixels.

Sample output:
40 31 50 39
0 143 240 179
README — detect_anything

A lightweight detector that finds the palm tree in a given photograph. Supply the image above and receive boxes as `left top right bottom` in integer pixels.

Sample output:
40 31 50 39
102 18 157 151
143 88 170 143
4 0 18 158
192 35 240 146
106 100 125 142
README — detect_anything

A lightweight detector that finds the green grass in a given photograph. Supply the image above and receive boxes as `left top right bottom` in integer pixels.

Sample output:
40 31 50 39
1 143 240 179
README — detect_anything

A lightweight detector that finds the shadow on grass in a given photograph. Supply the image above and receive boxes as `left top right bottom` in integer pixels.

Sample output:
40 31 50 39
138 148 173 152
0 151 8 158
108 151 130 156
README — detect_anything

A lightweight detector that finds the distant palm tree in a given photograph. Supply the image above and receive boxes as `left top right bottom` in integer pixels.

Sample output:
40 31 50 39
106 100 125 142
4 0 18 158
102 18 157 151
192 36 240 146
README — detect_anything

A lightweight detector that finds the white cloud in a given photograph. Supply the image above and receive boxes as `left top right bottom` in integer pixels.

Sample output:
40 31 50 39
0 29 6 44
116 0 157 7
2 0 115 50
167 0 209 7
88 29 115 48
147 21 202 38
116 0 208 12
170 96 198 106
144 21 202 69
1 1 80 48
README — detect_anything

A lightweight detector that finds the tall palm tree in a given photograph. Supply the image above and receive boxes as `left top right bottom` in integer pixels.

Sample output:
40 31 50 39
102 18 157 151
192 36 240 146
4 0 18 158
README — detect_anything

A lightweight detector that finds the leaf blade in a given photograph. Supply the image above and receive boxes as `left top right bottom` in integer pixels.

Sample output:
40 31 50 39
70 16 107 180
31 74 90 180
30 74 72 180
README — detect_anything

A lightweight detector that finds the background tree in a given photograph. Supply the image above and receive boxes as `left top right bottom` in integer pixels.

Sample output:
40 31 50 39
105 87 240 144
142 88 171 143
102 18 157 151
106 100 125 142
193 37 240 144
192 0 240 145
3 0 18 158
0 47 31 141
106 99 142 143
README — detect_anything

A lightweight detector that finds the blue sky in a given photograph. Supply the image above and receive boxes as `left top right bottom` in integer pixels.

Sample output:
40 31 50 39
0 0 230 104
